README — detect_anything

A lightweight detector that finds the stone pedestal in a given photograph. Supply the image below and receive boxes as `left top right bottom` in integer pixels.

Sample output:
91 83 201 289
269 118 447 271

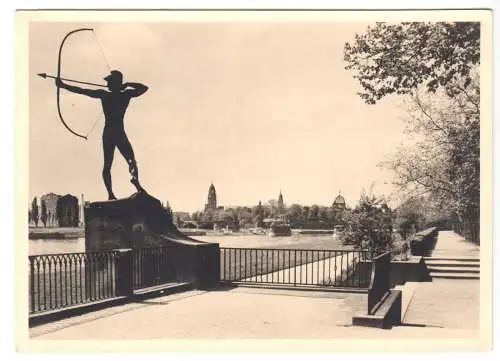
84 192 220 288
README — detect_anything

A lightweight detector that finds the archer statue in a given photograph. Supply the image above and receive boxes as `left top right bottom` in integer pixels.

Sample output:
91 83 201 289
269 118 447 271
55 70 148 200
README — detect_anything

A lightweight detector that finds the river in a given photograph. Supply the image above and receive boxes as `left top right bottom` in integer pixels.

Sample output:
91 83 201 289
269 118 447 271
28 233 346 255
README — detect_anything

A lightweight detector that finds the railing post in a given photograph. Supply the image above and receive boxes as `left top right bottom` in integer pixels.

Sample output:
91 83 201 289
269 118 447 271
367 251 391 315
115 249 133 297
194 243 220 289
29 258 35 314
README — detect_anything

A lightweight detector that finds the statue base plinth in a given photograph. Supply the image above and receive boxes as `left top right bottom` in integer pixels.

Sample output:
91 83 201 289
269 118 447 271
84 192 220 288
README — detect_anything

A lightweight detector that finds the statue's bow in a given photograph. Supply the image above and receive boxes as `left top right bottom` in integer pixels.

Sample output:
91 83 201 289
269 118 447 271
56 28 94 140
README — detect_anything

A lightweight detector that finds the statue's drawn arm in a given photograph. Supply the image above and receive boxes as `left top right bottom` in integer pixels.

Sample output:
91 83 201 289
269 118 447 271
122 82 148 98
56 78 106 99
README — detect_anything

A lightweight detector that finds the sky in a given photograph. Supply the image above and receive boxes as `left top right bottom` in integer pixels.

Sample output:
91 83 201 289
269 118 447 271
29 20 408 212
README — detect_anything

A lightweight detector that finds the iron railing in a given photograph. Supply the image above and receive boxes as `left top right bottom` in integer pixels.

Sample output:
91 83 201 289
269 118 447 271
29 246 375 315
28 251 119 314
367 251 391 315
28 245 194 315
132 246 191 289
220 248 371 288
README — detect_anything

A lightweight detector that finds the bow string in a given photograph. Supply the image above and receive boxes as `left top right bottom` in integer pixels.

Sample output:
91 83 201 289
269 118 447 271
56 28 111 140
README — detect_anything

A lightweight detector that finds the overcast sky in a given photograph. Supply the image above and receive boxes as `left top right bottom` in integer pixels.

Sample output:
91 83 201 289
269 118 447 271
29 20 408 212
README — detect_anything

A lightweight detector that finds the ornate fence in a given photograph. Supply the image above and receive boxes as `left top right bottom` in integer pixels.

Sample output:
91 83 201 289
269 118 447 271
29 246 375 315
28 246 195 315
220 248 371 288
29 251 119 314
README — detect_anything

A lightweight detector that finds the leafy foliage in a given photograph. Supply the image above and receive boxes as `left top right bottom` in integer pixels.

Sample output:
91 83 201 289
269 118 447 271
383 81 479 221
344 22 480 104
393 196 428 239
343 193 393 253
41 200 47 227
31 197 39 227
345 21 480 236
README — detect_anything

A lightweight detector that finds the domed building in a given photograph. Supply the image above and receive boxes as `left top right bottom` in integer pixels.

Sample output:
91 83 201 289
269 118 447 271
332 191 346 210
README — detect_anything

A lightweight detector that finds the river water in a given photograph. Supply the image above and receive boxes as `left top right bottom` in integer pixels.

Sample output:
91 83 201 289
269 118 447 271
29 234 345 255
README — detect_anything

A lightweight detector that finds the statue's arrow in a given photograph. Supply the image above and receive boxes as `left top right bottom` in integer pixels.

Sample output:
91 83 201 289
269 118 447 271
38 72 107 88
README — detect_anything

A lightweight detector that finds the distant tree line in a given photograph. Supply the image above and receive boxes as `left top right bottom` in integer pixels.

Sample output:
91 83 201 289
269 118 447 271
184 200 347 230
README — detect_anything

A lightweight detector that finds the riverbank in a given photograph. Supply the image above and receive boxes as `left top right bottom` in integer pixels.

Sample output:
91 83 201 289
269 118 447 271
29 227 336 240
185 228 335 236
29 227 84 240
29 227 208 239
295 229 334 235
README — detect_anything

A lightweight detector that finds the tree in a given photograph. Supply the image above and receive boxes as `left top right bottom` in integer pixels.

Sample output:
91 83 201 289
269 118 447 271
164 201 173 220
31 197 39 227
301 206 310 221
344 22 480 104
383 83 479 223
318 207 329 223
344 21 480 242
191 212 201 222
41 200 47 227
343 193 393 253
309 205 320 221
393 196 428 239
287 204 302 222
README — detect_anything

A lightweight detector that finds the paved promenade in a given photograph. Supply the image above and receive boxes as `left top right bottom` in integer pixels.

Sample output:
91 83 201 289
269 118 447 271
403 279 479 328
403 231 480 328
30 286 479 340
429 230 480 258
31 287 367 339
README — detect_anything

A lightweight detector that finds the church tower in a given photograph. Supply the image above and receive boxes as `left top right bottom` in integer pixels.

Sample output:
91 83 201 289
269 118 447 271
277 190 284 212
205 183 217 211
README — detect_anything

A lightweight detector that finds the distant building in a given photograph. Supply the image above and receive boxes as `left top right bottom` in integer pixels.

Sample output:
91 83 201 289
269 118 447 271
41 193 60 214
332 191 346 210
57 194 79 227
40 192 79 227
204 183 217 211
277 190 285 212
41 193 60 227
173 211 191 226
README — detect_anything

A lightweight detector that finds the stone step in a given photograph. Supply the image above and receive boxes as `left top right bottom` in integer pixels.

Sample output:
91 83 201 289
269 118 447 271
429 272 480 280
425 260 479 268
427 266 479 273
133 282 192 296
424 257 480 263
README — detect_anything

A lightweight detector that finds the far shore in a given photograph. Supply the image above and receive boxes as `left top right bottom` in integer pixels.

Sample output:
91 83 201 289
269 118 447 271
29 226 335 240
29 227 84 240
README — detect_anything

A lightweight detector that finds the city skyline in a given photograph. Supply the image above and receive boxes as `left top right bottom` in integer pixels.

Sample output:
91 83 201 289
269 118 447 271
29 184 352 214
30 21 406 213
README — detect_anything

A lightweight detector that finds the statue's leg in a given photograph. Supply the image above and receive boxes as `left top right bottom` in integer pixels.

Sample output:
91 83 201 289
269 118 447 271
117 135 144 193
102 136 117 200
